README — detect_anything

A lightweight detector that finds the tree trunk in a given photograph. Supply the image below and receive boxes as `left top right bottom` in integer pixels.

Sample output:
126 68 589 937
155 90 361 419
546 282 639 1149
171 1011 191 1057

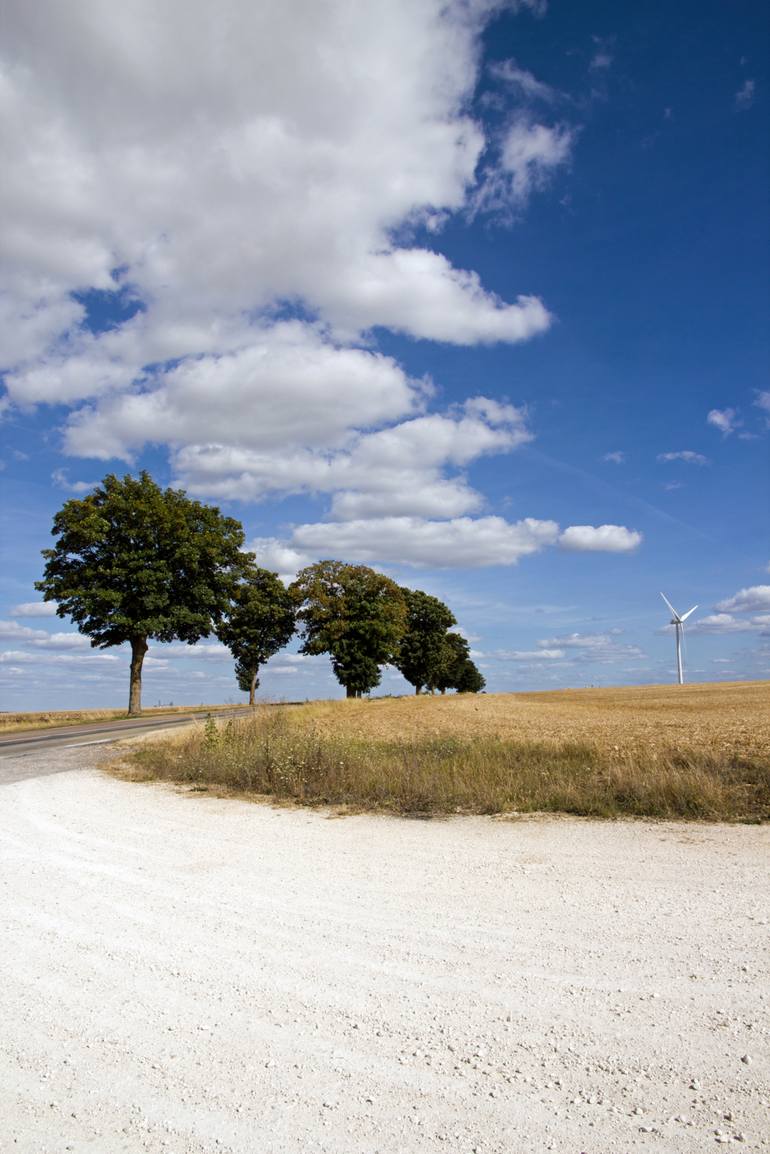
346 685 356 698
249 672 257 707
415 685 421 695
128 637 148 716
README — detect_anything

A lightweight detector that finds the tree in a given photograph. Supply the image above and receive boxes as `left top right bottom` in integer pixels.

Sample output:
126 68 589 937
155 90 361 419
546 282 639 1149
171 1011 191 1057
217 564 296 705
455 659 486 694
431 631 484 694
395 588 456 694
290 561 407 697
36 472 250 716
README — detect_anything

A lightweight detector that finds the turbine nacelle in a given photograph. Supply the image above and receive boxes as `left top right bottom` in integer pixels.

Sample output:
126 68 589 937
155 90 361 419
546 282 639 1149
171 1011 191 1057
660 592 697 624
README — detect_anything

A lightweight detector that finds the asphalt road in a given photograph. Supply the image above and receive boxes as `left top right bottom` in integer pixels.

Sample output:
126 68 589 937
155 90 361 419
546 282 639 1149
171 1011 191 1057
0 708 247 764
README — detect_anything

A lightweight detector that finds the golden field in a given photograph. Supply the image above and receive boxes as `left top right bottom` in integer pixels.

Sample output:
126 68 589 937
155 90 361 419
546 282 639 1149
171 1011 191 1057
119 681 769 822
292 680 769 757
0 703 250 734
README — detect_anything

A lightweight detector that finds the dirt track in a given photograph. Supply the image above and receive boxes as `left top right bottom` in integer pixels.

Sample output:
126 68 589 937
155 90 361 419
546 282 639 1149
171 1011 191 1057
1 748 768 1153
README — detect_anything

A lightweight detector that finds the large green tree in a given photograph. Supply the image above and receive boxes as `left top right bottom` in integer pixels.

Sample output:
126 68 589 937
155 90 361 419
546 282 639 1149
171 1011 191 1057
290 561 407 697
396 587 456 694
36 472 250 715
216 564 296 705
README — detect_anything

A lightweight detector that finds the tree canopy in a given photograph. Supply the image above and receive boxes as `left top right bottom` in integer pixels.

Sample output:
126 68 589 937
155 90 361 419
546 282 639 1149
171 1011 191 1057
395 587 456 694
432 631 485 694
290 561 407 697
216 564 296 705
36 471 250 715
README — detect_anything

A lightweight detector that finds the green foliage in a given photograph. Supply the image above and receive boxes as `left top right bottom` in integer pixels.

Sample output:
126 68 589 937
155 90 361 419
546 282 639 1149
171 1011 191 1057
431 631 484 693
36 471 251 712
235 658 259 696
290 561 407 696
395 588 456 693
217 563 296 702
455 660 486 694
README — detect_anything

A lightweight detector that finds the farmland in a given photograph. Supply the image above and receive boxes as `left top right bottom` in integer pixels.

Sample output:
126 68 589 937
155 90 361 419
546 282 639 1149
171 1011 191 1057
119 681 769 821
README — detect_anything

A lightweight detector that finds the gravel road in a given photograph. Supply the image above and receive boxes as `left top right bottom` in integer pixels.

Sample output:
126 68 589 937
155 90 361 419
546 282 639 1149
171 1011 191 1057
1 746 768 1154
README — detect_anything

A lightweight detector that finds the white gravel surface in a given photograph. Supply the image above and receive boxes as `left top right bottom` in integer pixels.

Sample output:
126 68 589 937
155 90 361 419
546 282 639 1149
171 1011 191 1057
1 747 768 1154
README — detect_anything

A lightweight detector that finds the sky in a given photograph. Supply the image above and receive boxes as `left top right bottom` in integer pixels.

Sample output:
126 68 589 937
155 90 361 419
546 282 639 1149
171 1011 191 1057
1 0 768 711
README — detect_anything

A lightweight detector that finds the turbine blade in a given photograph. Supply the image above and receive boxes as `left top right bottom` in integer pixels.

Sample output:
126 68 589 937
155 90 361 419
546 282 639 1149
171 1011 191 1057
680 604 698 622
660 592 679 620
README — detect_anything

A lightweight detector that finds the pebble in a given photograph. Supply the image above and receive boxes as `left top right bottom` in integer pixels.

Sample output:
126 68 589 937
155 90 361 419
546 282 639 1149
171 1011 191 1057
740 1055 752 1065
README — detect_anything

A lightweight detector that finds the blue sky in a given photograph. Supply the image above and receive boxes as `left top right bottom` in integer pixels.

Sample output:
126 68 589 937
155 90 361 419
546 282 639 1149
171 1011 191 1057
1 0 768 710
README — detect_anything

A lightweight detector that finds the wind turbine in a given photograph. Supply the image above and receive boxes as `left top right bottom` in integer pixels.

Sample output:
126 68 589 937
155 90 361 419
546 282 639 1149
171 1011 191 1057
660 593 697 685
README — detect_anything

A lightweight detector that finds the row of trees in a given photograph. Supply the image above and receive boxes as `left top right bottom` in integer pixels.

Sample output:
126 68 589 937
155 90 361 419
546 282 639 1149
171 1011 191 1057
37 473 484 713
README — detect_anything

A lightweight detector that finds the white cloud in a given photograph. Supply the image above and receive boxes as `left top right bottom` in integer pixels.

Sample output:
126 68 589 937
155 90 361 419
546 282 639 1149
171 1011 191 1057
689 613 755 635
0 650 38 664
0 648 118 665
63 322 422 458
159 642 231 661
537 631 646 661
169 396 532 519
496 648 566 661
0 619 100 650
10 601 58 618
716 585 770 613
735 79 755 109
288 515 562 568
0 0 556 428
602 450 625 464
488 59 556 102
706 407 740 436
755 391 770 424
657 450 710 465
250 540 313 584
558 524 642 553
51 468 98 493
253 513 643 570
497 118 575 204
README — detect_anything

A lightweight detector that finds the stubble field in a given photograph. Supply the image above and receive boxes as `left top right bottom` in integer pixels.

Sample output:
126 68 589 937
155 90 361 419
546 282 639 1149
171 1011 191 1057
120 681 770 822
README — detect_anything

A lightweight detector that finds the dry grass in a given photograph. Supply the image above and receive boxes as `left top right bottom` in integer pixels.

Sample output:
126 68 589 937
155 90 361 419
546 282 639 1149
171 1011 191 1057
116 682 770 821
0 703 251 734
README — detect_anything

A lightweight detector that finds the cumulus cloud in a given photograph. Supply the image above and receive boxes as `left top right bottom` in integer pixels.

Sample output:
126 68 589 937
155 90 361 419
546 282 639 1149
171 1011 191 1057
602 450 625 464
496 118 575 204
168 396 532 520
1 0 556 426
558 525 642 553
715 585 770 613
10 601 58 618
63 322 423 458
689 613 756 635
51 468 98 493
706 407 740 436
253 514 643 570
657 450 710 465
287 515 561 568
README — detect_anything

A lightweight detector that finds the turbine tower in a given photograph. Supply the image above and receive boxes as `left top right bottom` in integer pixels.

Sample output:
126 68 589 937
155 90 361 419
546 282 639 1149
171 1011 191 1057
660 593 697 685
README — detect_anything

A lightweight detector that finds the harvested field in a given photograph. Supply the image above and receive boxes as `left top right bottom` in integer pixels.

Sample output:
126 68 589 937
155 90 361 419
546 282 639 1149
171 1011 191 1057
118 681 770 821
0 702 251 734
296 681 769 757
